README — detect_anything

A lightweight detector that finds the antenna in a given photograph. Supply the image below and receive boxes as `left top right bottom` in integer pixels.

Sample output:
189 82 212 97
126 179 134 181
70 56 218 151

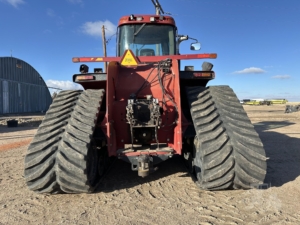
151 0 165 15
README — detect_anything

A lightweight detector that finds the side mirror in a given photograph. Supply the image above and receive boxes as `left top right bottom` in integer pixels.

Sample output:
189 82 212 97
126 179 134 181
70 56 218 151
190 42 201 51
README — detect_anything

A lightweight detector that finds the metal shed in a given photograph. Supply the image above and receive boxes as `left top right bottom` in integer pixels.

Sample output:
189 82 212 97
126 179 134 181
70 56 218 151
0 57 52 114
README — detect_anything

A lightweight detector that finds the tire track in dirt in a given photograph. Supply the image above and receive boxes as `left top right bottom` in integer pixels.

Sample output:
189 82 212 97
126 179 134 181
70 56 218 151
95 156 249 224
0 145 299 225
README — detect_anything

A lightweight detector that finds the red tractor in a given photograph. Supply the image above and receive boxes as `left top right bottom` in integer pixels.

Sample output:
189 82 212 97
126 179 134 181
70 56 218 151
24 1 266 194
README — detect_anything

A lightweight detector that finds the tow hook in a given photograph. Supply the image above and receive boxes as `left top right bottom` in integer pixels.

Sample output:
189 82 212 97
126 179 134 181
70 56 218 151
131 155 157 177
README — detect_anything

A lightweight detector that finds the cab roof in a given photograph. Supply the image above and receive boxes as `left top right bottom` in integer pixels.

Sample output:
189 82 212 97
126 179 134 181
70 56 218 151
118 15 176 26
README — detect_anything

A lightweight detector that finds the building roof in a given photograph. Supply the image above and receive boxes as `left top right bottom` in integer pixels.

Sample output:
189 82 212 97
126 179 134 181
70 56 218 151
0 57 47 87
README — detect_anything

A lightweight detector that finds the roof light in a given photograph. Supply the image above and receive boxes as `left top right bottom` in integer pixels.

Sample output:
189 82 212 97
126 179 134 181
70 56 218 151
136 16 143 21
150 17 155 22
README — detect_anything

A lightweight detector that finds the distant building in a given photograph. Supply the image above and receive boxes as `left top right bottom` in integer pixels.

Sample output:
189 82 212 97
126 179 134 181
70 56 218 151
0 57 52 114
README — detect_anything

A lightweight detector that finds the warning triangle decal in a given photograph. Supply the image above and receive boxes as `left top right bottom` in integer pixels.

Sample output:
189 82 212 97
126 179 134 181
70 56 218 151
120 50 139 66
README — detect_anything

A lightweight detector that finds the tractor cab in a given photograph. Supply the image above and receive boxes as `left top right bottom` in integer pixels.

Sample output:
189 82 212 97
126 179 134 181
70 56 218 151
117 15 200 57
117 15 176 57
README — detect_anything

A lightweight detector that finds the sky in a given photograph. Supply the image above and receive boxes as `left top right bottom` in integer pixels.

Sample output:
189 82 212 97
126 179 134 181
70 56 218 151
0 0 299 101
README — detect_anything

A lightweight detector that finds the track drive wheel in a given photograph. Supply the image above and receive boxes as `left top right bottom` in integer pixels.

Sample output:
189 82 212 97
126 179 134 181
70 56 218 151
187 86 267 190
24 89 105 194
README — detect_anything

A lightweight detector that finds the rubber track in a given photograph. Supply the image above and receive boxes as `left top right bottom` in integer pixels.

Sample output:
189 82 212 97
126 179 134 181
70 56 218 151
24 89 105 194
187 86 267 190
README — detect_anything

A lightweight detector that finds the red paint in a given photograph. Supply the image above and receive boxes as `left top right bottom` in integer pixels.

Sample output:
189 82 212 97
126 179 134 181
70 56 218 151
100 60 183 156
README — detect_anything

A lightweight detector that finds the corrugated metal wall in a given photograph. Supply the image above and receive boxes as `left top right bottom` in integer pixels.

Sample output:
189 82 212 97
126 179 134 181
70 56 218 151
0 57 52 114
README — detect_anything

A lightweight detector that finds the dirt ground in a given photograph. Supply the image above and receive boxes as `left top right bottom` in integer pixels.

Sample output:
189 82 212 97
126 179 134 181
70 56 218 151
0 105 300 225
